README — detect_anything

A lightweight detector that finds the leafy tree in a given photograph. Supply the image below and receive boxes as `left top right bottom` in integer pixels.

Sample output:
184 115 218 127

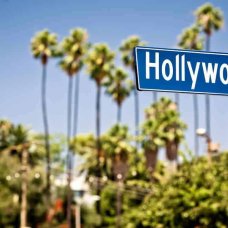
31 30 58 196
195 3 224 138
123 152 228 228
72 133 98 178
142 98 187 173
104 67 133 122
0 153 21 227
178 25 203 157
0 120 65 227
72 124 134 181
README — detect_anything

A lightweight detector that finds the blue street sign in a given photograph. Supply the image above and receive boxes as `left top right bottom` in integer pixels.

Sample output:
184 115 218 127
134 47 228 95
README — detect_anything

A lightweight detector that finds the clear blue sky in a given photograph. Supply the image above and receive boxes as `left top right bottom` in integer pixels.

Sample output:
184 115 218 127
1 0 228 155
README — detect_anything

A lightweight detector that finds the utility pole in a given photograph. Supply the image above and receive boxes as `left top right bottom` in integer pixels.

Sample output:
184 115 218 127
75 204 81 228
116 174 123 228
20 148 28 228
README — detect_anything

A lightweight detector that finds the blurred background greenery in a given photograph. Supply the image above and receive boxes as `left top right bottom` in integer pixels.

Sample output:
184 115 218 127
0 1 228 228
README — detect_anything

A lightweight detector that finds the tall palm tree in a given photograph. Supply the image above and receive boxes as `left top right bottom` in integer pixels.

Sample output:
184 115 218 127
60 57 82 227
120 36 146 149
178 25 204 157
86 43 115 213
31 30 58 198
195 3 224 138
59 28 88 227
104 67 133 123
61 28 89 136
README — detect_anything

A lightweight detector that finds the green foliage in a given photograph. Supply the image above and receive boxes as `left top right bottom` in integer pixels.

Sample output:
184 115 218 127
31 30 58 64
71 133 97 177
0 120 29 151
0 151 47 227
195 3 224 35
178 25 204 50
86 43 115 85
0 120 64 227
100 178 154 227
72 124 135 179
0 153 21 226
142 97 187 150
100 183 118 227
102 124 134 158
104 67 133 107
81 204 101 227
123 152 228 228
59 28 88 76
61 28 88 56
120 35 146 70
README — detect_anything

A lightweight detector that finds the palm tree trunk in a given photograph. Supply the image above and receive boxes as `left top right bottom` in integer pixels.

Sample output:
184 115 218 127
67 76 73 228
134 89 139 150
116 179 123 228
117 103 121 123
145 149 158 181
205 34 211 138
73 74 80 136
193 94 199 157
96 83 101 214
69 74 80 227
41 63 51 199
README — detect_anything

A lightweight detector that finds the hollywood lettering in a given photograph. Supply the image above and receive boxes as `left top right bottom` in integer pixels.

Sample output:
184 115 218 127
145 51 228 90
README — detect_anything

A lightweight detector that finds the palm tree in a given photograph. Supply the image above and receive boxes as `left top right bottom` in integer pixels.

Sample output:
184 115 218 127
142 98 186 176
59 28 88 227
119 36 146 149
31 30 58 198
61 28 89 136
102 124 134 179
104 67 133 122
86 43 115 213
142 107 164 179
195 3 224 138
157 98 187 165
178 25 204 157
59 56 82 228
